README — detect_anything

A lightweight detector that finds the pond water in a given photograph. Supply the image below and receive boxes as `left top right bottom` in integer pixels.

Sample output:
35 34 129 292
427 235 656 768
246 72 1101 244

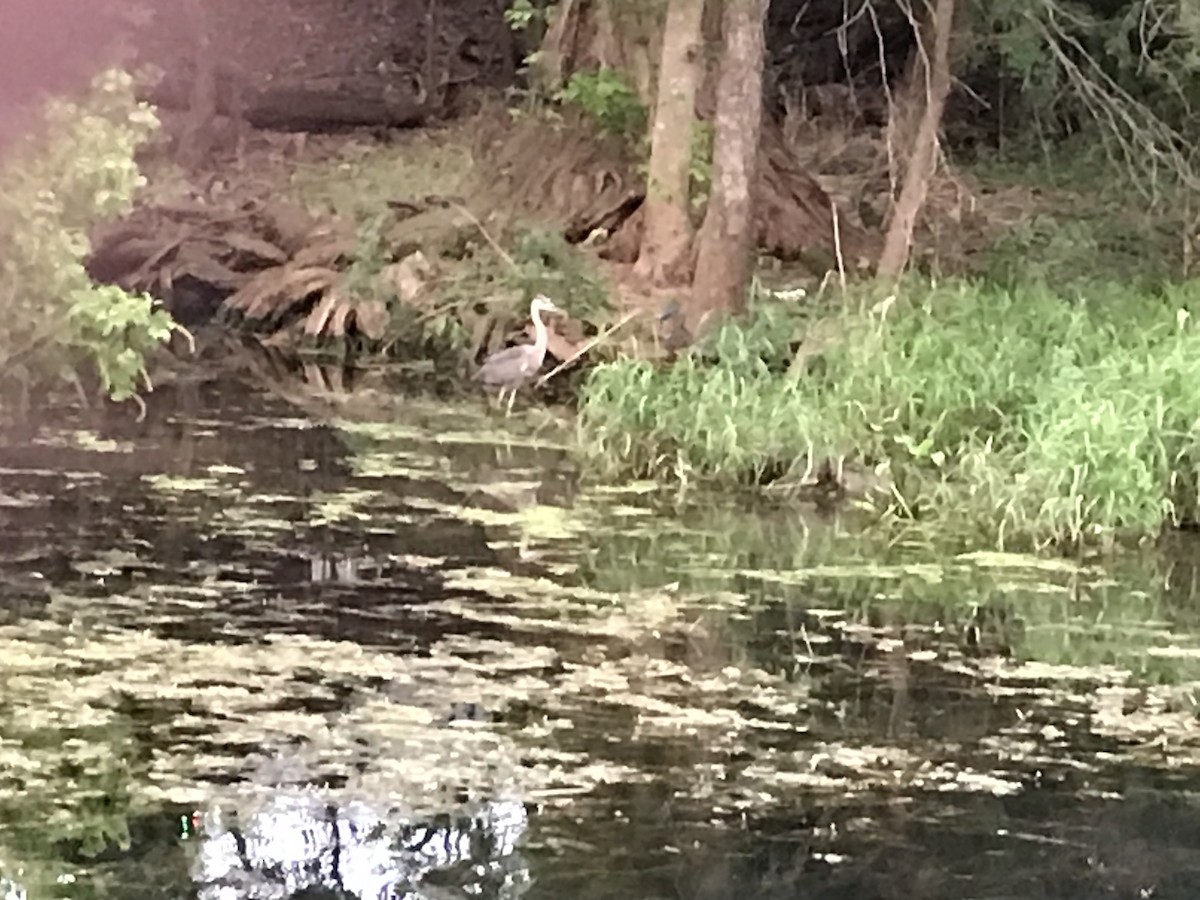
3 372 1200 899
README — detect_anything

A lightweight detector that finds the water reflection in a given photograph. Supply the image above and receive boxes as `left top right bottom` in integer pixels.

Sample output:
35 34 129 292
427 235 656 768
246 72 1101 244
194 797 529 900
308 554 364 584
2 375 1200 899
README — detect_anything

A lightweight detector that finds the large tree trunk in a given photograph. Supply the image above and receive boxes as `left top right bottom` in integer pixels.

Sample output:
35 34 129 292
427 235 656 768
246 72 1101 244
876 0 957 278
688 0 768 330
634 0 706 285
533 0 661 107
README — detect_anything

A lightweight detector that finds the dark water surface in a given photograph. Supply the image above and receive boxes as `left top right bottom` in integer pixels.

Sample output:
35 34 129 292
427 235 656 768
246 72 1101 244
3 374 1200 899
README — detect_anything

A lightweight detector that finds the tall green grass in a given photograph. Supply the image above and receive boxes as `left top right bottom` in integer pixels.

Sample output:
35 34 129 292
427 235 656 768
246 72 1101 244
578 279 1200 549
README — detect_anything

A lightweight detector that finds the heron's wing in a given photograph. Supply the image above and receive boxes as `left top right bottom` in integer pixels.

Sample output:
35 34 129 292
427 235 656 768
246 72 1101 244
474 345 534 384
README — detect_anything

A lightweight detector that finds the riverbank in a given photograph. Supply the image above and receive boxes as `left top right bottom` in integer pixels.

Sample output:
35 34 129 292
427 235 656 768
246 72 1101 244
8 73 1200 554
579 278 1200 551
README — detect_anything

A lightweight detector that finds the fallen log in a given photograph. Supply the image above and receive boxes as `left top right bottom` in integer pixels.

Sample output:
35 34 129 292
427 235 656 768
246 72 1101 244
241 76 430 130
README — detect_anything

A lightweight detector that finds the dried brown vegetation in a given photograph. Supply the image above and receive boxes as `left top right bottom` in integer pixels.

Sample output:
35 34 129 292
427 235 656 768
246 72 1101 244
477 107 870 272
90 196 391 343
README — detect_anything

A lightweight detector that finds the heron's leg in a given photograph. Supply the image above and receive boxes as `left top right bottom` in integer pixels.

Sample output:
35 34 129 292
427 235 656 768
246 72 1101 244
505 387 517 416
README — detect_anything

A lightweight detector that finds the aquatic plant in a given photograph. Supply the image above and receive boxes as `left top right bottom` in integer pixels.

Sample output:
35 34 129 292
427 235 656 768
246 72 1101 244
578 278 1200 550
0 69 177 407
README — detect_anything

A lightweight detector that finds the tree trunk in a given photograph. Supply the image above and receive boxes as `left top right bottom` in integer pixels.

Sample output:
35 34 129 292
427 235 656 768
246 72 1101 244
534 0 661 108
876 0 957 278
531 0 580 96
688 0 768 330
884 30 926 192
634 0 706 285
177 0 217 170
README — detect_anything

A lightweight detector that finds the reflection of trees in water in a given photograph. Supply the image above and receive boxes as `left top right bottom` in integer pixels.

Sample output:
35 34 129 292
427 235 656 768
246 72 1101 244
662 791 1198 900
193 794 530 900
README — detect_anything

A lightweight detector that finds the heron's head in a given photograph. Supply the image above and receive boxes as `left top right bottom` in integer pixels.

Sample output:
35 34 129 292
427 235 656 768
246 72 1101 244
530 294 561 315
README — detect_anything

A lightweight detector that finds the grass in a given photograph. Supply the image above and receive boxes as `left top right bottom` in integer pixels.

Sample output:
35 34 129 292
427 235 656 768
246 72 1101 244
577 277 1200 551
285 127 475 220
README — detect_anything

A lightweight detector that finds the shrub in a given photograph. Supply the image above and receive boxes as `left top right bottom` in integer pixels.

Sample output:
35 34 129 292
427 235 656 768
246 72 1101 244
0 69 176 406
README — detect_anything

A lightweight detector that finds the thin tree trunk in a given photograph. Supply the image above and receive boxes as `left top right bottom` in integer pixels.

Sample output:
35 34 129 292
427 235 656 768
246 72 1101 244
635 0 706 284
688 0 768 328
178 0 217 170
876 0 956 278
531 0 579 95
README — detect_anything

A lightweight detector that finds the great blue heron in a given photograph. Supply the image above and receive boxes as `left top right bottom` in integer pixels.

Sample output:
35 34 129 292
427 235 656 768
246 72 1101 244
474 294 562 412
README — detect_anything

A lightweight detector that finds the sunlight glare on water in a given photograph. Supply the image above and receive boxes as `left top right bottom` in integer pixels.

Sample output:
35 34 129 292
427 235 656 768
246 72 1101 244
195 797 529 900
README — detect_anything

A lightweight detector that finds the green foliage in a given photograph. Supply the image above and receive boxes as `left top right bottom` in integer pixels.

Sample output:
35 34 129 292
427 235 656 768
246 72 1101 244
966 0 1064 114
579 278 1200 550
688 122 714 213
422 224 610 365
554 68 647 135
508 227 611 318
384 301 473 361
502 0 555 99
343 211 392 296
0 69 176 404
503 0 551 31
437 225 610 319
501 2 645 138
962 0 1200 201
284 135 478 358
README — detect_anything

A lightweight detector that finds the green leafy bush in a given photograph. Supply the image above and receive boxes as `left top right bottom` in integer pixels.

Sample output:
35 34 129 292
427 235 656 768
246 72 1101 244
503 0 551 31
435 224 611 322
0 69 176 405
554 69 646 135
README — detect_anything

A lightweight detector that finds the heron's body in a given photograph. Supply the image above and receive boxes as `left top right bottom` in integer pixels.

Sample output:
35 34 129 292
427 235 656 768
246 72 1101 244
474 344 542 387
475 294 560 412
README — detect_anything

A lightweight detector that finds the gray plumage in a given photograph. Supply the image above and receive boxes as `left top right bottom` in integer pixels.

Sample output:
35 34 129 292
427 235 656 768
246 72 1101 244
475 294 561 411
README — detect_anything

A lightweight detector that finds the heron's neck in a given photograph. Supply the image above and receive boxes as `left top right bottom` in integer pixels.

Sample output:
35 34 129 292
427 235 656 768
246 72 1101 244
532 309 548 354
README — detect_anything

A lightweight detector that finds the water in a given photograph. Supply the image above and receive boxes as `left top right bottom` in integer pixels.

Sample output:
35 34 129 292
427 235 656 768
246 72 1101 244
3 372 1200 899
